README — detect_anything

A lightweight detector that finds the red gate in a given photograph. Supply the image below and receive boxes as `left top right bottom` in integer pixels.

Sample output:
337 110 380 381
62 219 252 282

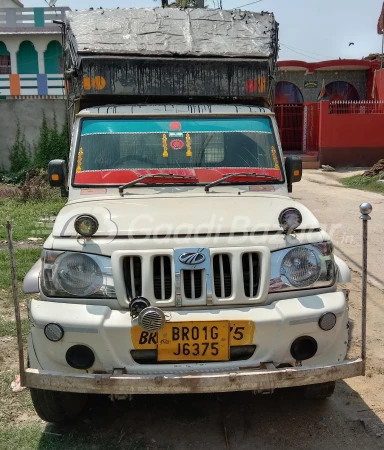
303 102 320 153
275 104 304 152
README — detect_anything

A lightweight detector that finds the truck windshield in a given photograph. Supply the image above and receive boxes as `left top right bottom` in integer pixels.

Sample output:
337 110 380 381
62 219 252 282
74 117 283 186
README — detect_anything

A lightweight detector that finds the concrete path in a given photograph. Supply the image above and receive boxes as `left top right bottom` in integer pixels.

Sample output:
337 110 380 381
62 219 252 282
292 169 384 290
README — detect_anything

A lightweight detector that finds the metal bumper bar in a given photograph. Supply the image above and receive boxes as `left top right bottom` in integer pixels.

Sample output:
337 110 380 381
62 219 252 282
25 358 364 395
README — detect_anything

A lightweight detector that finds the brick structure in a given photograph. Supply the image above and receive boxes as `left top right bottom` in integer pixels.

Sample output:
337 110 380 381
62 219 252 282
277 60 379 103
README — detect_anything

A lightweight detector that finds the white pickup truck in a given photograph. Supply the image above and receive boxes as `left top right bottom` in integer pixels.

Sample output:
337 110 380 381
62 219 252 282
20 8 364 424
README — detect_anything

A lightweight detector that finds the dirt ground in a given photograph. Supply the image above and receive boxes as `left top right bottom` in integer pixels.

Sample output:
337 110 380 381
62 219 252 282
1 169 384 449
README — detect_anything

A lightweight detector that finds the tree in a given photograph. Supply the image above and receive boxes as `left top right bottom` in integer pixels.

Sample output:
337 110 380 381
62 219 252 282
9 121 30 173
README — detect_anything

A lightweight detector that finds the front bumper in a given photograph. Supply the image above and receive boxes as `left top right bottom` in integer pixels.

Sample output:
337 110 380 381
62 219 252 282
27 291 355 393
25 359 363 394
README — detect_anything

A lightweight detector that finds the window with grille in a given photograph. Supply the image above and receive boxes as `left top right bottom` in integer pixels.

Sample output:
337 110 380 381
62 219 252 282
0 55 11 75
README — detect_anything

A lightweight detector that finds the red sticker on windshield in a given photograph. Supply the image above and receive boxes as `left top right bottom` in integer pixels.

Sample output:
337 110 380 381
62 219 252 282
170 121 182 131
170 139 185 150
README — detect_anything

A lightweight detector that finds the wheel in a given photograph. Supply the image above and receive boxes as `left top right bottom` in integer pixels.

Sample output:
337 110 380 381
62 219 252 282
303 382 336 400
30 388 88 423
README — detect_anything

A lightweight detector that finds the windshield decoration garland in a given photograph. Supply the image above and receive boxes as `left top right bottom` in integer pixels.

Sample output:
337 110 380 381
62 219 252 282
186 133 192 157
76 147 84 173
162 134 168 158
271 145 279 170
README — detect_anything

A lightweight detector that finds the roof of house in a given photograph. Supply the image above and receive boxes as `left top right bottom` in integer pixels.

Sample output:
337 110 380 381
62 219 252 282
278 60 380 73
11 0 24 7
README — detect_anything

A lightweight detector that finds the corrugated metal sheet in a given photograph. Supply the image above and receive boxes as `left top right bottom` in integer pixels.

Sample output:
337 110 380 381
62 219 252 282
66 8 277 58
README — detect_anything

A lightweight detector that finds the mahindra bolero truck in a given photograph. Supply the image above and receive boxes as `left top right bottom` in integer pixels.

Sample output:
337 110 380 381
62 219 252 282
20 8 362 423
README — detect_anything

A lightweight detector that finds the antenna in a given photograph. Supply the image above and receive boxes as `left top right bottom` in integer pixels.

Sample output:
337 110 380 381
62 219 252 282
45 0 58 7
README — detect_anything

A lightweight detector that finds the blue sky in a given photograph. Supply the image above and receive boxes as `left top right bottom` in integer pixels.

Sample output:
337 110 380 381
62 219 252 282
20 0 384 61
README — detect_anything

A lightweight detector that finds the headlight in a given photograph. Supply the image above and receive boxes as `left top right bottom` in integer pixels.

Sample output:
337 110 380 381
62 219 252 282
269 242 336 292
41 250 116 298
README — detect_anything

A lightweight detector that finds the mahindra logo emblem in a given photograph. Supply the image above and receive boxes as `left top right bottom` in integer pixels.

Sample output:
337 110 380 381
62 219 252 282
179 252 206 265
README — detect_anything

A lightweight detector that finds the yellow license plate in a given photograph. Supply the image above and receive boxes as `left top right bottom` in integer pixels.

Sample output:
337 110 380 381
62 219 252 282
157 321 230 362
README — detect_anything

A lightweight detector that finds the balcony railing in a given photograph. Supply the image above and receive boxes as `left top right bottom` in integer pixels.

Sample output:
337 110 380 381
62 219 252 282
0 73 64 98
329 100 384 114
0 7 70 32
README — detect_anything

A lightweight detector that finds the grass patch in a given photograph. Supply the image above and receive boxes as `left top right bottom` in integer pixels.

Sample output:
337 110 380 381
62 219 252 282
0 424 149 450
0 317 29 338
0 194 65 241
340 174 384 194
0 371 35 427
0 249 42 290
0 249 41 310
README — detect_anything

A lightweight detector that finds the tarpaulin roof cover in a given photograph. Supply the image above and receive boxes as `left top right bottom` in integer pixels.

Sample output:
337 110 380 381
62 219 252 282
65 8 277 58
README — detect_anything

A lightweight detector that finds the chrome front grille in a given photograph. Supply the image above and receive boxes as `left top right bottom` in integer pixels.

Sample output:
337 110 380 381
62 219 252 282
213 254 232 298
123 256 142 298
242 253 260 297
120 247 266 307
153 256 172 300
183 269 203 299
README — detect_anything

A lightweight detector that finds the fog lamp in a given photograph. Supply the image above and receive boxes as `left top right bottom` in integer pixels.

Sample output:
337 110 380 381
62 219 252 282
130 297 151 319
44 323 64 342
279 208 302 233
319 312 337 331
66 345 95 370
290 336 318 361
74 215 99 237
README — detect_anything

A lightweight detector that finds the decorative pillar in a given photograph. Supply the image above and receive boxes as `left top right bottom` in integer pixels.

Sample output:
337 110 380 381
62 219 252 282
6 42 19 74
37 49 45 74
33 42 47 74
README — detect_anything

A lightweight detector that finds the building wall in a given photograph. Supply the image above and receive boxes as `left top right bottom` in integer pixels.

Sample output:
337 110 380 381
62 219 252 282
0 99 66 170
318 101 384 167
277 70 367 102
376 69 384 100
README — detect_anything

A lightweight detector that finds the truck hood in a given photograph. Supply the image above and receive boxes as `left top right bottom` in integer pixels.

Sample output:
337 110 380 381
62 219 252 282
52 195 320 238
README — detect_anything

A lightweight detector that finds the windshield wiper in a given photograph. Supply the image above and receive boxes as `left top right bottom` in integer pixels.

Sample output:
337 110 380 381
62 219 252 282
119 173 199 195
205 172 281 192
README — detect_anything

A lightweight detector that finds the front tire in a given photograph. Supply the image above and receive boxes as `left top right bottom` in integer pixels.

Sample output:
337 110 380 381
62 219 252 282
303 381 336 399
30 388 88 423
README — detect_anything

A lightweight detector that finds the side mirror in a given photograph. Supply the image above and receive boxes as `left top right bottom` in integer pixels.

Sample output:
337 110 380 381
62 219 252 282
48 159 68 197
285 156 302 193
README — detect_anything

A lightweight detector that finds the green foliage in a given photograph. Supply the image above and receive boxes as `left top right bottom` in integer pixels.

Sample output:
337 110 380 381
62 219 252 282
6 112 69 183
340 174 384 194
33 111 50 169
34 111 69 169
9 122 31 174
0 169 29 185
